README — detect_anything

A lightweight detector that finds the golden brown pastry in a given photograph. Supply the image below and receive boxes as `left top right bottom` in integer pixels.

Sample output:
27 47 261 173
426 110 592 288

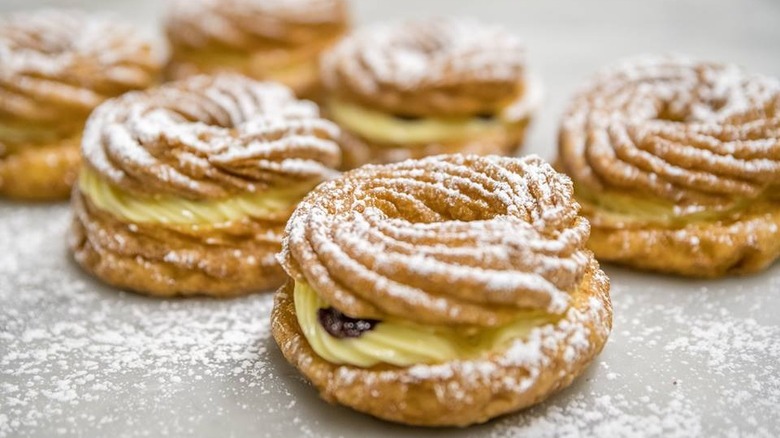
70 74 341 297
271 154 612 427
320 18 542 169
0 9 162 201
164 0 349 98
558 55 780 277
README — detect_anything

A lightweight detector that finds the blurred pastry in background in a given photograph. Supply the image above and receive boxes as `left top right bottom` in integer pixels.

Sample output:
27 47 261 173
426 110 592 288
0 9 162 201
320 18 541 169
557 55 780 277
164 0 349 99
70 74 341 297
272 154 611 426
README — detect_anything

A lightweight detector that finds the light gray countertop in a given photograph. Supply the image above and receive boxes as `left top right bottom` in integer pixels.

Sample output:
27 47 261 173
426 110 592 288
1 1 779 437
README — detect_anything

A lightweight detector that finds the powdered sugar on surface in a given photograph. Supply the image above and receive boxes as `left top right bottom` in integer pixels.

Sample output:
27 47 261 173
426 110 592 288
488 277 780 438
0 205 285 437
1 204 778 438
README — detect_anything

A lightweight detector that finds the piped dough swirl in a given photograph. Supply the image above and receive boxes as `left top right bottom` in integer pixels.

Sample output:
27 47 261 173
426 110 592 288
166 0 348 53
279 154 592 327
321 18 528 118
0 9 161 131
82 74 341 200
559 55 780 212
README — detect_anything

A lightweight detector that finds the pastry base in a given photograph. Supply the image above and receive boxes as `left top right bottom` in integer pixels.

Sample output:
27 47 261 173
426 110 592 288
70 189 287 297
583 200 780 277
0 134 81 201
271 261 612 427
336 117 530 170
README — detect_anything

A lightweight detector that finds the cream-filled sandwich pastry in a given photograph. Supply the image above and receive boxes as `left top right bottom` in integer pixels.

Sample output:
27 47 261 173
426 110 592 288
320 18 542 169
272 154 612 426
0 9 161 200
70 74 341 297
558 55 780 277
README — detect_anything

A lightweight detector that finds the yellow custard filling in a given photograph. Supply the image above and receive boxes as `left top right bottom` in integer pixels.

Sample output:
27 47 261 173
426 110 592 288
254 58 319 90
327 99 514 146
294 281 560 368
79 168 316 225
177 49 318 88
576 186 752 227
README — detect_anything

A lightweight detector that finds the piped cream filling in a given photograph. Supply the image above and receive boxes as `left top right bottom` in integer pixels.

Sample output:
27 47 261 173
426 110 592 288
576 186 753 227
327 99 510 146
293 281 560 368
78 168 316 225
327 76 542 146
253 57 319 90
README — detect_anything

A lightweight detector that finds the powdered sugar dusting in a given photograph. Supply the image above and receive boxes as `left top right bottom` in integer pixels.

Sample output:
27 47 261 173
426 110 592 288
490 277 780 438
1 207 778 437
0 205 284 437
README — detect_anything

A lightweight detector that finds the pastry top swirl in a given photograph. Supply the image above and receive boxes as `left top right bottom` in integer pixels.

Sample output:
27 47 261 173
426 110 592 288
0 9 161 127
279 154 593 327
166 0 348 52
82 74 341 199
321 18 527 118
560 55 780 211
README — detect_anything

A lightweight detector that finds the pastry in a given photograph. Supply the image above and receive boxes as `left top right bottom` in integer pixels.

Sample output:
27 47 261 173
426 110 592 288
558 55 780 277
164 0 349 99
70 74 341 297
0 9 162 201
320 18 542 169
271 154 612 426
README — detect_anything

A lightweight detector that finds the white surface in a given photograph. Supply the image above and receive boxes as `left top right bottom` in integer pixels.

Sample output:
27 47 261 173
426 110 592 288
1 0 779 437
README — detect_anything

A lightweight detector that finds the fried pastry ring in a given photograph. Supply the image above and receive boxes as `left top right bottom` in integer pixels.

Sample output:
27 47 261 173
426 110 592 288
558 55 780 277
0 9 162 200
70 74 341 297
321 18 541 169
164 0 349 98
271 154 612 426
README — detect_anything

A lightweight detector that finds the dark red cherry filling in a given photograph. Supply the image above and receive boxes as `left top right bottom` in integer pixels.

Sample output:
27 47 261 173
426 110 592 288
317 307 380 339
476 112 496 121
393 113 422 122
